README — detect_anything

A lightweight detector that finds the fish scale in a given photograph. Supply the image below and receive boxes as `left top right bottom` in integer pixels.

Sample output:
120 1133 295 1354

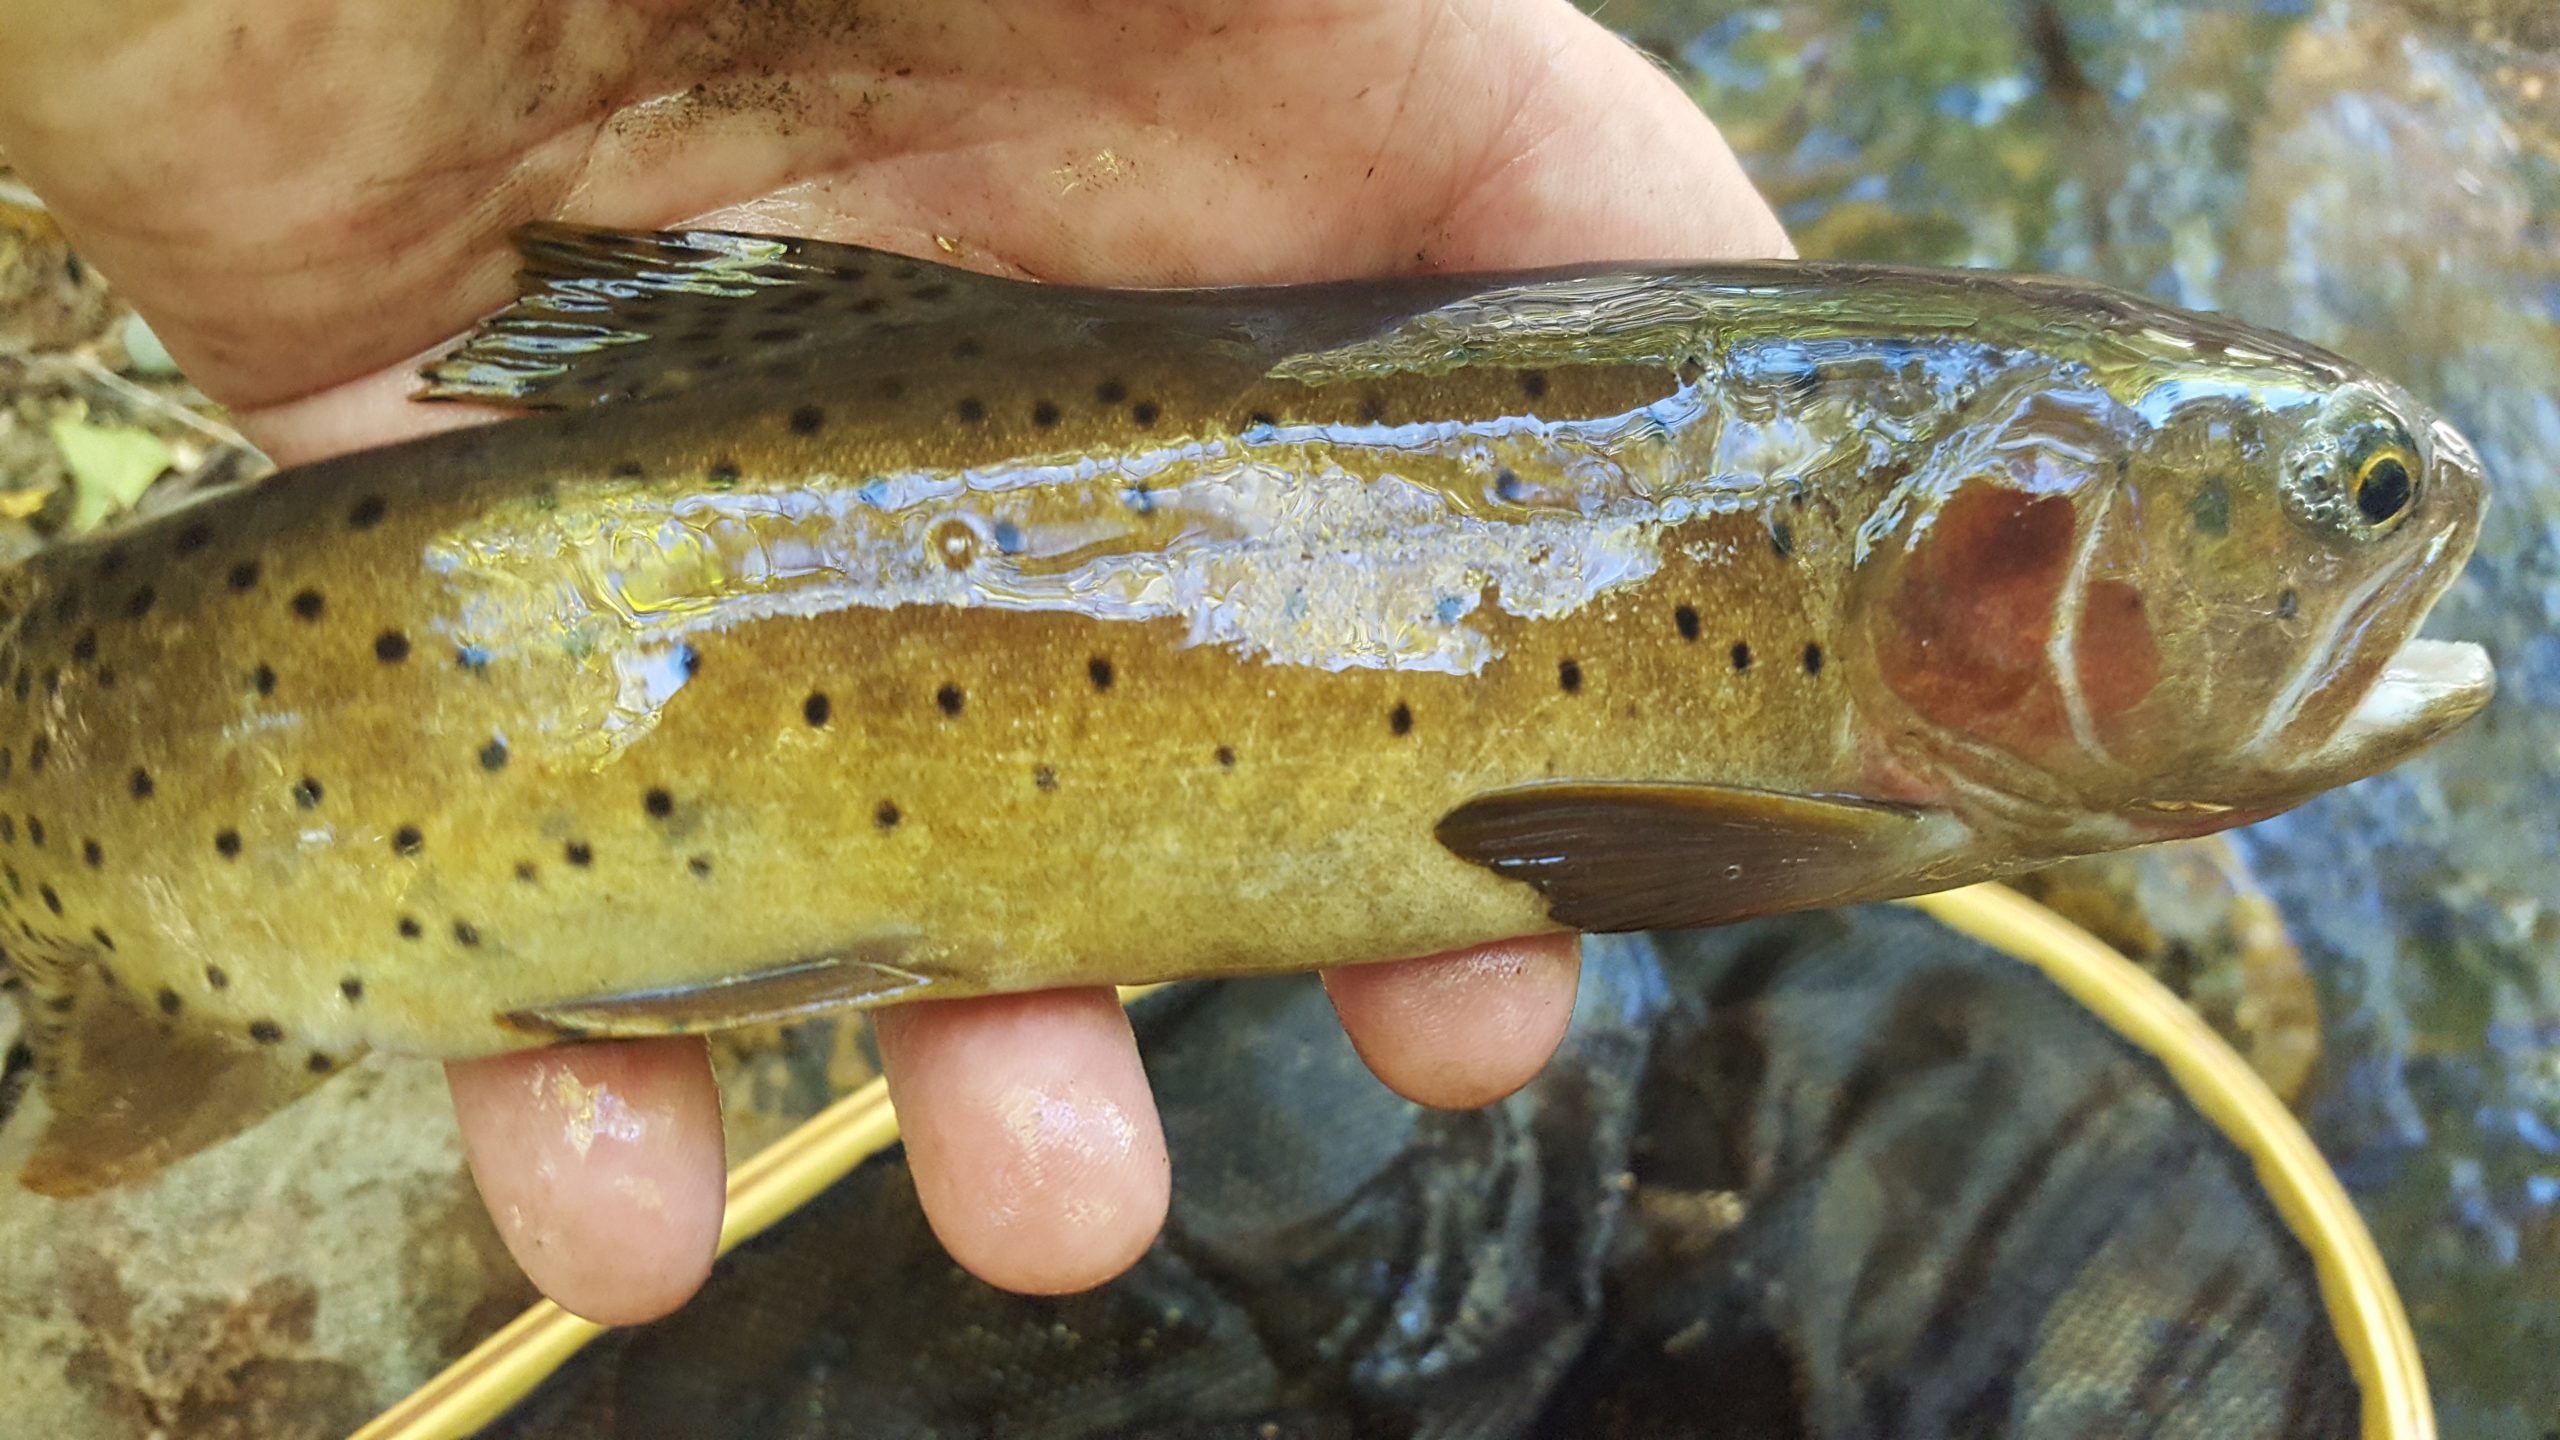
0 223 2490 1196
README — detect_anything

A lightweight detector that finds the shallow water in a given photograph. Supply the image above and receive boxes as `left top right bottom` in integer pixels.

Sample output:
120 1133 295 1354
1602 0 2560 1429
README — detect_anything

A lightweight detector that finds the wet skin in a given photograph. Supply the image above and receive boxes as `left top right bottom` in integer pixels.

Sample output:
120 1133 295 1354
0 0 1785 1323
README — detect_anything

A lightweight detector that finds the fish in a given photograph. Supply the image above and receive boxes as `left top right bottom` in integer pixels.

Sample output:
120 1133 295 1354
0 223 2492 1196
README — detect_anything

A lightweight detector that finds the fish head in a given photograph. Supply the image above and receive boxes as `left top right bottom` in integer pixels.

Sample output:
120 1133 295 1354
1856 361 2490 842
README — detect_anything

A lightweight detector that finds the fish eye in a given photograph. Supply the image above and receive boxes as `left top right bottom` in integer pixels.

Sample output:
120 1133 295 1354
2351 447 2417 530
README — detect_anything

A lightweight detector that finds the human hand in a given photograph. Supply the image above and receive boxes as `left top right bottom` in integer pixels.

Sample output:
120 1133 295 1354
0 0 1785 1325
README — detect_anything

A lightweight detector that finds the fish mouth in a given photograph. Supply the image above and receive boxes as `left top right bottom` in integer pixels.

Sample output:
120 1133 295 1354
2313 635 2494 769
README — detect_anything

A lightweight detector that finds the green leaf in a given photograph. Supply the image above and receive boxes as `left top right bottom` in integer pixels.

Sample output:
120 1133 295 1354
48 409 172 534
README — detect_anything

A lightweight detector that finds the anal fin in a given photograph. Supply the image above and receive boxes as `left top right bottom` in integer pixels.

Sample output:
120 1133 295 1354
10 957 353 1198
1436 781 1968 933
501 942 933 1039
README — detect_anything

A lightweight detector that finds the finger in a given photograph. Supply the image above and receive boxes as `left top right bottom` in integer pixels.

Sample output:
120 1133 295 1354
1322 935 1581 1110
446 1036 727 1327
873 988 1169 1295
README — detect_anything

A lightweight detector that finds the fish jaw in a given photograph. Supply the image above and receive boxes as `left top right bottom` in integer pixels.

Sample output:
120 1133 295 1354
2308 635 2493 774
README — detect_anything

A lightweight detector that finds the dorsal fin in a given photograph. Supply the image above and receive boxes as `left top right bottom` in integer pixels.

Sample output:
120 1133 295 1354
416 223 1034 410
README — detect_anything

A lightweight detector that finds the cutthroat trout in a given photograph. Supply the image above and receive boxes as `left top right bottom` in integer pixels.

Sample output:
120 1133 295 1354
0 225 2492 1194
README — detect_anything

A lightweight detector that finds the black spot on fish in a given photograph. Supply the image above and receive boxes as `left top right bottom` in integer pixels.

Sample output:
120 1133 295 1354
349 496 387 530
1802 643 1825 676
753 326 806 346
1088 656 1115 692
2276 589 2299 620
772 288 828 314
1033 765 1059 793
294 777 323 808
875 376 905 401
393 825 423 856
851 295 886 316
341 977 365 1002
875 801 901 830
644 787 674 819
1389 702 1414 736
956 398 986 424
306 1053 335 1074
70 628 97 663
39 885 59 916
226 561 259 592
95 667 116 690
248 1020 282 1045
81 839 100 868
708 460 742 489
175 522 214 554
916 283 954 303
125 587 156 619
1131 400 1160 428
1731 642 1753 672
398 916 422 939
39 668 56 698
1559 659 1584 694
1675 605 1701 641
91 927 113 952
803 692 831 728
936 684 965 717
253 664 277 696
0 816 14 843
789 404 825 435
8 669 24 704
1215 745 1237 768
51 588 79 625
214 830 241 859
679 645 701 677
1097 379 1128 406
609 461 644 480
951 337 984 361
453 920 481 947
688 855 713 878
374 630 411 664
27 738 46 774
129 767 154 799
565 841 593 867
1520 370 1549 401
205 964 229 990
479 739 508 772
291 589 324 621
1770 521 1795 558
25 818 41 847
1031 400 1060 428
1358 393 1386 424
1494 468 1525 502
157 988 181 1016
515 861 538 884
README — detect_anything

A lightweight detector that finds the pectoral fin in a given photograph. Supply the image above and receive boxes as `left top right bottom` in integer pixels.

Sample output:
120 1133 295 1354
11 960 353 1198
1435 781 1964 932
502 943 933 1039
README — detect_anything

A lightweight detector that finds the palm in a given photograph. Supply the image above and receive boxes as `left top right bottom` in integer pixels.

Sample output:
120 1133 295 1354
0 0 1784 1324
2 0 1777 438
